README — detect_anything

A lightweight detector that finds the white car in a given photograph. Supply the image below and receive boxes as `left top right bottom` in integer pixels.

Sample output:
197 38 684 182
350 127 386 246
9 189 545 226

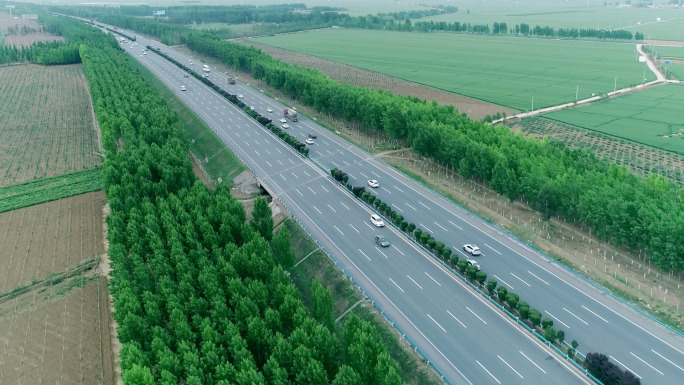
267 108 273 113
463 244 481 256
370 214 385 227
180 85 186 91
238 94 244 98
305 138 314 145
250 106 255 110
368 180 380 188
467 259 481 270
282 123 290 129
279 118 287 123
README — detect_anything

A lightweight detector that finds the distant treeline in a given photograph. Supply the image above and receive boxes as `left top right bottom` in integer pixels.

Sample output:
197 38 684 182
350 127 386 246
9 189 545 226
50 3 457 28
413 21 639 40
49 3 639 41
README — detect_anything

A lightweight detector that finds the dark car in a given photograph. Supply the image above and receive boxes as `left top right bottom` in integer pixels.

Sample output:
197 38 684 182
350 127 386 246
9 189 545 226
308 133 317 138
375 236 390 247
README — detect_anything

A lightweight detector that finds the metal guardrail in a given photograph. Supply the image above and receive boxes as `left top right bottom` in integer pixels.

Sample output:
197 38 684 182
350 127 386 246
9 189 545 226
367 155 684 341
179 96 454 383
305 162 604 385
143 46 600 385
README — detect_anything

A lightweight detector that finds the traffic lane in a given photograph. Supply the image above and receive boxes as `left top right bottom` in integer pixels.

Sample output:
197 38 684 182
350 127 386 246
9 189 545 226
280 185 586 384
397 243 591 384
206 79 684 382
291 184 591 385
357 233 590 385
339 152 684 378
195 104 591 385
129 49 203 101
389 195 684 384
134 42 588 378
294 112 684 383
125 37 612 382
466 229 684 379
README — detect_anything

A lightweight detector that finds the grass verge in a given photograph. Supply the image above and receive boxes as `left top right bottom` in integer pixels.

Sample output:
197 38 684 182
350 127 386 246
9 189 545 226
127 57 245 186
0 168 102 213
284 219 442 385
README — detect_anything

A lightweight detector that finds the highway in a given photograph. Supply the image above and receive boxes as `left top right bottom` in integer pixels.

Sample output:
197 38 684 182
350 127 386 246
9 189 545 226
116 30 684 385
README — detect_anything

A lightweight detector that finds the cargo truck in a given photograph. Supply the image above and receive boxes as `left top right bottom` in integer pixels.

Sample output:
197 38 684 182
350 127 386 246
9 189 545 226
284 108 298 122
228 77 235 85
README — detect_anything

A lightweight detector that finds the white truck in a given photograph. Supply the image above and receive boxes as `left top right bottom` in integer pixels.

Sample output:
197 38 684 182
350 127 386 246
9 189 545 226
284 108 298 122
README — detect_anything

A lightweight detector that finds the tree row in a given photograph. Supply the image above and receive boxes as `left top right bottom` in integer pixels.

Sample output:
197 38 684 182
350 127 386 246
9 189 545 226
42 14 411 385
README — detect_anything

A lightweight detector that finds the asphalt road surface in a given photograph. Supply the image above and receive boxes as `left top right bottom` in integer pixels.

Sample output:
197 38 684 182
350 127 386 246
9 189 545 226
111 28 684 385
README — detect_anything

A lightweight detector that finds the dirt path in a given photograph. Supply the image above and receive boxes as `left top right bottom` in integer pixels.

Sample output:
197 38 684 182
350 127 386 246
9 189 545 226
495 43 679 124
99 203 122 385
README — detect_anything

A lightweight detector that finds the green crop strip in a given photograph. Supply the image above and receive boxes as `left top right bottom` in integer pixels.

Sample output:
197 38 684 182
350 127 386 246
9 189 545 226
0 167 103 213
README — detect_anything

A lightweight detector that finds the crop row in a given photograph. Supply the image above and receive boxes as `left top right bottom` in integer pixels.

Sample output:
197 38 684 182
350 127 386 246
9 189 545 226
521 117 684 185
542 83 684 154
0 64 102 188
0 167 103 213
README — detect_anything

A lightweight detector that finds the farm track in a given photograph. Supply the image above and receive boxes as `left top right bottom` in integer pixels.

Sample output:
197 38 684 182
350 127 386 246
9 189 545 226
0 64 102 188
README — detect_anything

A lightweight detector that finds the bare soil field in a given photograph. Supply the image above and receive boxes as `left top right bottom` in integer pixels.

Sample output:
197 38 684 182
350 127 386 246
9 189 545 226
0 12 63 48
0 64 102 188
241 41 517 121
0 191 106 294
0 275 113 385
4 34 65 48
514 117 684 186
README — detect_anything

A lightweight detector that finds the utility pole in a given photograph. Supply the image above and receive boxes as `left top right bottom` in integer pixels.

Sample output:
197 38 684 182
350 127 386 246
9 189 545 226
614 76 617 92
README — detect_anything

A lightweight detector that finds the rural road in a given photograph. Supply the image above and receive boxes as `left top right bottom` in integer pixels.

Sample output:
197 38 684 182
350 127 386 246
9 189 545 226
495 43 679 124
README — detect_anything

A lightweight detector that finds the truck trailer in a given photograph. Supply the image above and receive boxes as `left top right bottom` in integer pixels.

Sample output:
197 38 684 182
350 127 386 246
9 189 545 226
284 108 298 122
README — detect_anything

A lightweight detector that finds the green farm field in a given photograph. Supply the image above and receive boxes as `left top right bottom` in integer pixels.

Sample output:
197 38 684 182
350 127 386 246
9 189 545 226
656 45 684 79
256 29 654 110
0 167 103 213
543 83 684 154
0 64 102 188
653 45 684 60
